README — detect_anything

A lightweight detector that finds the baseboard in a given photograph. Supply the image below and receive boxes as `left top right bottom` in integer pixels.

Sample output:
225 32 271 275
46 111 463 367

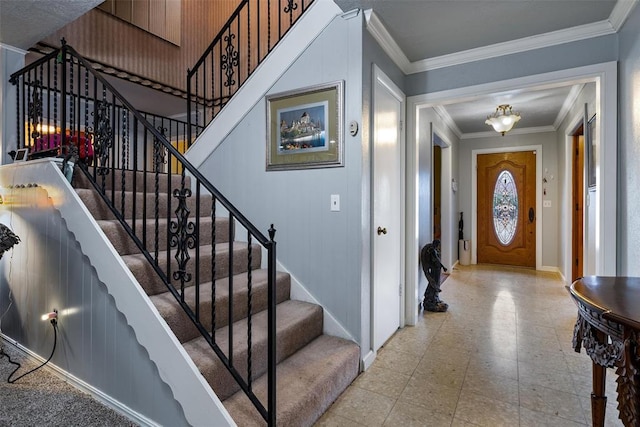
539 265 562 275
276 261 357 344
361 350 376 371
451 260 460 269
0 334 158 427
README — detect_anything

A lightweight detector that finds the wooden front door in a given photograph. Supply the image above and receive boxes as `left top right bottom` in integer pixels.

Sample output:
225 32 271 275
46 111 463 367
477 151 536 267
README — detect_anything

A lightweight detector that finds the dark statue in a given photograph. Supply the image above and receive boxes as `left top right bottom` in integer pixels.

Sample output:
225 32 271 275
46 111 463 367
420 239 448 312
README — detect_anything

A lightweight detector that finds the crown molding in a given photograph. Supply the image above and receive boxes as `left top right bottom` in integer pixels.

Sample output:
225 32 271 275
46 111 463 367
553 84 585 129
364 10 411 74
433 105 462 139
0 43 28 55
409 20 617 73
609 0 638 30
365 1 637 75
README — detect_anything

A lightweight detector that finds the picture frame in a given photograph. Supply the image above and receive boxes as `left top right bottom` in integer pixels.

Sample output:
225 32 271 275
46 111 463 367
587 113 597 188
266 81 343 171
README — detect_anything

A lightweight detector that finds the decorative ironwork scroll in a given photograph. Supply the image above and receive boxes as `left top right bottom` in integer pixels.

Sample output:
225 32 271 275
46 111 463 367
93 99 113 178
222 33 239 88
28 80 43 139
170 184 197 287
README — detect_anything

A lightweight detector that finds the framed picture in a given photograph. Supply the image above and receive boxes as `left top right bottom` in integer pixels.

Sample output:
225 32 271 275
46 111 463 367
587 113 596 188
266 81 343 170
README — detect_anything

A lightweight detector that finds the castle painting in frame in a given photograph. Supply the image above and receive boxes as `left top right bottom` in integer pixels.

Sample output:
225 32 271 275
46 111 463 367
266 81 343 170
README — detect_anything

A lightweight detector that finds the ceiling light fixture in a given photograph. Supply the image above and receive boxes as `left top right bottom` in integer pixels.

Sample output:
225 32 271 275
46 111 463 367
485 104 521 136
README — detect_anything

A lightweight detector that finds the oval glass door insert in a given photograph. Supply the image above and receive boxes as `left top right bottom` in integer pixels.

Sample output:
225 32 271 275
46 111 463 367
493 170 518 245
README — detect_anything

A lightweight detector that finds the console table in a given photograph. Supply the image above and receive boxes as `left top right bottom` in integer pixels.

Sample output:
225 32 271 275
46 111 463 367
568 276 640 426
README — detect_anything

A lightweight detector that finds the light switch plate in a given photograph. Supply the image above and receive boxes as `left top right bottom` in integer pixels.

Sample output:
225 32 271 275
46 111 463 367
330 194 340 211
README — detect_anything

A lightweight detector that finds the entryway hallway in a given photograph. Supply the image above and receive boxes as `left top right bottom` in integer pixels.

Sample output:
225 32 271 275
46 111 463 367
317 265 623 426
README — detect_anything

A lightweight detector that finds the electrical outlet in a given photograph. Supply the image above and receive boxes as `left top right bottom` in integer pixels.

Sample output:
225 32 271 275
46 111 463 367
543 200 552 208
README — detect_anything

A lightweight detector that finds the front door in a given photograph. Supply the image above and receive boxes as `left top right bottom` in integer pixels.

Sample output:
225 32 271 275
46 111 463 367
477 151 536 267
372 68 402 350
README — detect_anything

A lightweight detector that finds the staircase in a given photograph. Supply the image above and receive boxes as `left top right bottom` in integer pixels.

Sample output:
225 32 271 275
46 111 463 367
73 170 359 426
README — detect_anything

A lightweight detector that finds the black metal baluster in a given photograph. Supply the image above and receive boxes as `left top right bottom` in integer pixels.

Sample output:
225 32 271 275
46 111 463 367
228 214 234 366
83 67 90 169
132 119 138 239
211 196 217 342
15 79 20 149
195 183 201 322
153 136 161 264
69 58 74 154
268 224 277 426
247 232 253 388
110 94 116 201
166 153 172 290
121 109 128 215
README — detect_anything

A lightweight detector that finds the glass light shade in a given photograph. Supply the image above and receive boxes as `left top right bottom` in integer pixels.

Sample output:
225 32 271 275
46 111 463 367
485 105 521 135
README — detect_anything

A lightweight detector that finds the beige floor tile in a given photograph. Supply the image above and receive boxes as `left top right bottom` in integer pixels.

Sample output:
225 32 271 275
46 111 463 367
462 370 520 405
412 358 467 389
519 383 585 423
398 376 461 417
382 401 453 427
450 418 482 427
519 406 586 426
518 361 578 394
518 347 570 373
467 354 518 380
453 389 520 426
374 347 422 376
314 411 367 426
353 365 411 399
328 387 395 426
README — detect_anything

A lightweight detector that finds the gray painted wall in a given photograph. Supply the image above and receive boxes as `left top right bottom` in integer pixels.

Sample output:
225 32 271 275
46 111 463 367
458 132 559 268
617 4 640 275
200 14 366 345
0 185 187 425
405 35 618 96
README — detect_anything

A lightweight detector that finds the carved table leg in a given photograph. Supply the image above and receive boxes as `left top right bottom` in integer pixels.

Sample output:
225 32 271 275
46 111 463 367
616 329 639 426
591 357 607 427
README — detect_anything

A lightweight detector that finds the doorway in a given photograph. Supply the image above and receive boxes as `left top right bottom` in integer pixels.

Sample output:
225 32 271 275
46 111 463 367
372 65 405 351
572 125 585 281
477 151 537 267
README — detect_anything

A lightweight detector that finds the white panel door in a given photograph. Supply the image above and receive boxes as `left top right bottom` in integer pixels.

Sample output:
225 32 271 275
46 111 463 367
373 68 402 351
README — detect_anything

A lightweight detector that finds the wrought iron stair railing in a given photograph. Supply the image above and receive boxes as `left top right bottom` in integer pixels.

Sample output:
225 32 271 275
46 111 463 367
187 0 314 144
10 42 279 425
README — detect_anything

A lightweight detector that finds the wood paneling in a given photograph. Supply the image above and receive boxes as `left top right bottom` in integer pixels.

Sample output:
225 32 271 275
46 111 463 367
43 0 238 91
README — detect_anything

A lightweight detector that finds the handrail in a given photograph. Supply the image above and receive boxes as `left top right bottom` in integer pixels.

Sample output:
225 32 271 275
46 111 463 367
187 0 314 145
10 42 277 424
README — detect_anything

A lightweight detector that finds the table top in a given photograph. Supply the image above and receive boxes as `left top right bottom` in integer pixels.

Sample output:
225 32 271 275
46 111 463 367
569 276 640 331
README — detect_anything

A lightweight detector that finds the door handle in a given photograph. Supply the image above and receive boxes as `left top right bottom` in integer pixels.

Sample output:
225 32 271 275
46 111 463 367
377 226 387 235
529 207 535 223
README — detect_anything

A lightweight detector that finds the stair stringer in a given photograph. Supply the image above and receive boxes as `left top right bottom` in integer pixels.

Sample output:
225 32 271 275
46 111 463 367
184 0 343 167
276 259 357 344
0 159 235 427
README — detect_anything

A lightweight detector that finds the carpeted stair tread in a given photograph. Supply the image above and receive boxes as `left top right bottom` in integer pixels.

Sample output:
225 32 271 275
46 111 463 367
75 187 213 220
183 300 323 401
97 216 231 255
122 242 262 295
151 269 291 343
74 168 190 193
223 334 360 427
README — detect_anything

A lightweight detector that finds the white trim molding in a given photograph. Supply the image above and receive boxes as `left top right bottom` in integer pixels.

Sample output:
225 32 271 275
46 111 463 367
364 3 637 74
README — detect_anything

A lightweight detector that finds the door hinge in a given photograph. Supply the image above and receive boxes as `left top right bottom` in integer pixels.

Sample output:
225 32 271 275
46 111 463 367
576 258 579 267
399 121 403 132
399 284 403 297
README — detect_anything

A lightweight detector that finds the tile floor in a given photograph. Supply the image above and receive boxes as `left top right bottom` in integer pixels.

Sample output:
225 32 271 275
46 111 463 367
315 264 625 426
